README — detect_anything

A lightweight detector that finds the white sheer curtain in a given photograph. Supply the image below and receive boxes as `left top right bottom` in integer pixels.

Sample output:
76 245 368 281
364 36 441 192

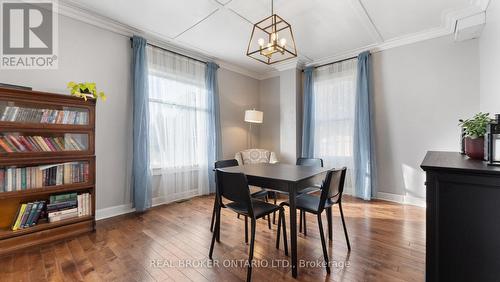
312 59 358 194
147 46 210 204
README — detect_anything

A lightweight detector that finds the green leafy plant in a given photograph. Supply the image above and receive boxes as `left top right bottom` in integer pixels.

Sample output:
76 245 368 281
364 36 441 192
459 112 492 139
67 82 107 101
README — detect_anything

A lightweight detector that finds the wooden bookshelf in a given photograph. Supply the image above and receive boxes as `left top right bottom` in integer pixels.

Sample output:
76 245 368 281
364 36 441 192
0 87 96 255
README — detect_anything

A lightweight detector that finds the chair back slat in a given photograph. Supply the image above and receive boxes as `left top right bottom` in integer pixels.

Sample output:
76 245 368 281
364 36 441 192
215 159 238 169
296 158 324 168
319 167 347 210
215 170 254 216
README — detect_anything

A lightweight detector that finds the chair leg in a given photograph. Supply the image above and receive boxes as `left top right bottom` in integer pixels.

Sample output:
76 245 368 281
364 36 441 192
216 204 221 243
339 202 351 251
303 210 307 236
267 211 272 230
245 215 248 244
326 207 333 241
299 209 303 233
317 213 330 274
276 209 281 249
247 219 256 282
209 205 220 259
281 208 288 256
210 198 216 232
272 193 277 225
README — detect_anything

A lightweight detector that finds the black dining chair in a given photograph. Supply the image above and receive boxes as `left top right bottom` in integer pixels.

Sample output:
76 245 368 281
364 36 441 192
271 158 324 227
280 167 351 274
296 158 323 235
210 159 271 233
209 170 288 282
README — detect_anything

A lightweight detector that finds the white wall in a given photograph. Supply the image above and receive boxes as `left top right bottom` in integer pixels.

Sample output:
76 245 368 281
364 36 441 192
218 68 261 159
372 35 480 200
0 15 134 211
480 1 500 114
259 77 281 156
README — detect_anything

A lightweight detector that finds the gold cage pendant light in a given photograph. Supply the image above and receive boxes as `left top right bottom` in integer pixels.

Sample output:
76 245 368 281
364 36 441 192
246 0 297 65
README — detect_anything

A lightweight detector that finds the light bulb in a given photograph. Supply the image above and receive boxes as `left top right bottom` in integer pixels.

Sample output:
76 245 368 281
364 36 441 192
258 38 265 47
280 38 287 47
271 33 276 42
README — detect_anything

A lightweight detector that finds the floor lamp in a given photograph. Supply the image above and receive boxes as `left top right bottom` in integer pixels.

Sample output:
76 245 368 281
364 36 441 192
244 109 263 148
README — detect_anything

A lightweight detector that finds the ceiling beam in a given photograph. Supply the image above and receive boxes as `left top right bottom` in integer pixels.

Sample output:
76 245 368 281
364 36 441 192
349 0 384 43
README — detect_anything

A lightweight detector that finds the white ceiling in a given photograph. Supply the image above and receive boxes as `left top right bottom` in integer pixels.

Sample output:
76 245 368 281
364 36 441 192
62 0 484 76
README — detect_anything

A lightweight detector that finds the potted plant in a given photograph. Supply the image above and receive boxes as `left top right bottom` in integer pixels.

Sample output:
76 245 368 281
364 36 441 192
459 112 492 160
67 82 107 101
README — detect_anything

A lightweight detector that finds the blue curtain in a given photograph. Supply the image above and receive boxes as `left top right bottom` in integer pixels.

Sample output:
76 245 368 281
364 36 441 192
206 62 222 193
353 51 376 200
132 36 152 211
301 66 315 158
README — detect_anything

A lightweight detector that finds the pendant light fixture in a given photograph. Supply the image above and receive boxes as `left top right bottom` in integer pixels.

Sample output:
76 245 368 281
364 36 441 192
246 0 297 65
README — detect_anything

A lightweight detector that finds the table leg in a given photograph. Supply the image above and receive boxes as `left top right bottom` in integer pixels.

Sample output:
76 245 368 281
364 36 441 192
216 199 221 243
288 184 298 278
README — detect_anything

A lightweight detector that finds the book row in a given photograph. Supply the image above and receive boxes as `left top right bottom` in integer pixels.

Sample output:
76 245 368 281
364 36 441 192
11 192 92 230
0 162 89 192
0 135 85 153
1 106 89 125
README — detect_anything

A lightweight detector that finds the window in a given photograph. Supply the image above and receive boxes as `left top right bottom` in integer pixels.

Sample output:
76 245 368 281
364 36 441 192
312 59 357 192
147 46 210 202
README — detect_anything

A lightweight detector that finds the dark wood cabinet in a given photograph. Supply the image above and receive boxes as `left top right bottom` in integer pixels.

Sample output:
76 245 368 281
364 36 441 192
421 151 500 282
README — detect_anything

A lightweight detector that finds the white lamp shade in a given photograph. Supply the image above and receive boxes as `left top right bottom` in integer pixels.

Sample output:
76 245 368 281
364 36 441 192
244 110 263 123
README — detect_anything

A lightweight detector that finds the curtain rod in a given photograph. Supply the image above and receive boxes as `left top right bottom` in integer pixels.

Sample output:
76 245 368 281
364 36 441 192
130 38 207 65
302 55 358 72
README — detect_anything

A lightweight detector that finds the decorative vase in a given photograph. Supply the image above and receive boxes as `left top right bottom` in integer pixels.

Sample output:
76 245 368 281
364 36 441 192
465 136 485 160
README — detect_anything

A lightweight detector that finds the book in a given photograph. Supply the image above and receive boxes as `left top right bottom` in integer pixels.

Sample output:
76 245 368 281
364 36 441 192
83 193 88 216
48 211 78 223
77 194 83 216
48 207 78 218
0 137 13 152
46 200 77 212
24 202 39 228
30 201 45 227
11 204 26 231
50 192 77 203
19 203 33 228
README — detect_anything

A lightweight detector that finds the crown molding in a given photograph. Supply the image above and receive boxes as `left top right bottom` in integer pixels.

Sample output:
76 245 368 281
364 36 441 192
215 61 263 80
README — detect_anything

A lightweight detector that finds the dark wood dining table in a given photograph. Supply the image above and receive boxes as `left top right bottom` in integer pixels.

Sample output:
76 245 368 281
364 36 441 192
218 163 329 278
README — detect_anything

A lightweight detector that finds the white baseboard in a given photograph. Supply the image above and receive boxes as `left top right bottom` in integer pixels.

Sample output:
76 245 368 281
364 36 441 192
376 192 405 203
96 203 135 220
404 195 426 207
96 194 200 221
376 192 426 208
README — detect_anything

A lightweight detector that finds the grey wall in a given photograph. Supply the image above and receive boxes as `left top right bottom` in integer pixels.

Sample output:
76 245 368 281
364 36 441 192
259 77 281 156
480 1 500 114
372 35 480 200
218 68 261 159
0 15 134 211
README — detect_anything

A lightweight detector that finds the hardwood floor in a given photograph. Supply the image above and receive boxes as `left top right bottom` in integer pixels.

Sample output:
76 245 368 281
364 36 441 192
0 195 425 282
